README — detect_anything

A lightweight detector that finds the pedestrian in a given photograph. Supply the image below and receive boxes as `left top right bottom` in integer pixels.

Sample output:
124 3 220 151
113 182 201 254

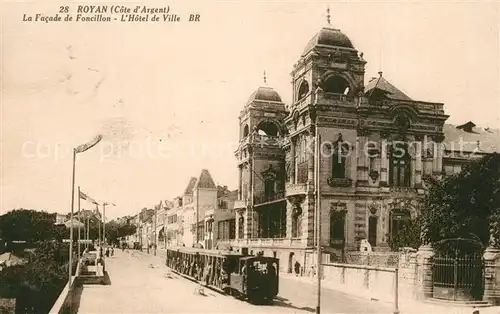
294 261 301 277
111 247 114 256
105 248 110 257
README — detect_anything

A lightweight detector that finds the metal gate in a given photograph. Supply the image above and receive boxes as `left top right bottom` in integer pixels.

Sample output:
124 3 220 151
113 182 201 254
432 238 485 301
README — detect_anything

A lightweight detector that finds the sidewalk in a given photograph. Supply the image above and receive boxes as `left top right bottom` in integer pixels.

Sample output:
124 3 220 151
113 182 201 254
280 272 500 314
79 250 297 314
132 250 500 314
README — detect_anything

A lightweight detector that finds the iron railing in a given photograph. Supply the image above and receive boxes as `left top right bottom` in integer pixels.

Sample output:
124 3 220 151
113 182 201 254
253 190 285 205
432 252 484 301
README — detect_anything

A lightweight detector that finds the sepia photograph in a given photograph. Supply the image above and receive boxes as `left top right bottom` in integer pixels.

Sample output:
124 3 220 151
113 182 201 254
1 1 499 313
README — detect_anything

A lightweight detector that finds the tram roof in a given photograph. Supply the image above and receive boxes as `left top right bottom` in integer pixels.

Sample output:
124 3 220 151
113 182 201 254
239 255 278 262
168 246 242 257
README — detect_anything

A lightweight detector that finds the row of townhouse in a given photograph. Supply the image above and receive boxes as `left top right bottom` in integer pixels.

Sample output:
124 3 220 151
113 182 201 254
164 169 239 249
127 169 239 251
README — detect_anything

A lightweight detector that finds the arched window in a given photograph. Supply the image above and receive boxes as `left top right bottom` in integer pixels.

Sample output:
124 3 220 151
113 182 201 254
238 217 244 239
389 143 411 187
291 206 302 238
389 209 411 241
243 125 249 138
323 76 350 95
332 140 349 179
296 135 309 183
298 80 309 100
256 121 279 137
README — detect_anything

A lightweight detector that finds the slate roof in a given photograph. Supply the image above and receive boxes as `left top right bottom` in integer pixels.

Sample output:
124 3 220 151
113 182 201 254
302 27 355 55
443 123 500 154
194 169 217 189
218 189 238 200
247 86 282 103
364 75 413 101
183 177 198 195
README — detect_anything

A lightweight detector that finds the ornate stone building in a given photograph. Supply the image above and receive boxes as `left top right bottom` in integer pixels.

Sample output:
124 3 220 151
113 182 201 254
226 18 500 272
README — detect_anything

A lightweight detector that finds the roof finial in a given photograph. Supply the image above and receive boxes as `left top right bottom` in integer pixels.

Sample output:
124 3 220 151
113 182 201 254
378 71 383 77
326 6 331 25
263 70 267 84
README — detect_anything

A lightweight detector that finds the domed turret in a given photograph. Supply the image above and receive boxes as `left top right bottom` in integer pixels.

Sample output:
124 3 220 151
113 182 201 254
302 8 355 56
302 27 354 55
246 71 283 105
247 86 282 103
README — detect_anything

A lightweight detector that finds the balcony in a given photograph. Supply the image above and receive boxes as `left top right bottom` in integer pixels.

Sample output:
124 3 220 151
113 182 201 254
233 199 247 210
317 92 356 106
285 182 307 197
253 191 286 206
251 134 282 148
249 238 286 247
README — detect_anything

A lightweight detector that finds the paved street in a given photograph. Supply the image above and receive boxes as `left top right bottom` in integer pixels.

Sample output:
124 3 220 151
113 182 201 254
76 250 393 313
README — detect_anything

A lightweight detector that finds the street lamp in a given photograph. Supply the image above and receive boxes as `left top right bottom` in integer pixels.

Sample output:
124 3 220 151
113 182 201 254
68 134 102 290
102 202 116 247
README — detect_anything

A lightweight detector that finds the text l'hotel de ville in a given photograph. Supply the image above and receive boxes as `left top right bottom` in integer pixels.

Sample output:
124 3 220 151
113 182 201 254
22 5 201 23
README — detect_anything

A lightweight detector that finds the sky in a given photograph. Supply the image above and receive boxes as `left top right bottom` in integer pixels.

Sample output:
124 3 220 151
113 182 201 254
1 1 499 219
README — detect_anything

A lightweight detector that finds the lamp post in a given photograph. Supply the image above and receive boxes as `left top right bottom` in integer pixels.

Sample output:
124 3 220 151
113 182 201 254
315 131 322 314
102 202 116 247
68 134 102 290
77 186 82 258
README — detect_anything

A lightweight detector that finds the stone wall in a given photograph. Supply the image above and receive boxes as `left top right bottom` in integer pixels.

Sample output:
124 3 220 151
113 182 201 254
320 249 419 303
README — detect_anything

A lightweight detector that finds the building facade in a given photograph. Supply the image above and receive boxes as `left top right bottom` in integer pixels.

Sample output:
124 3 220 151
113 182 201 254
231 19 500 272
213 187 239 249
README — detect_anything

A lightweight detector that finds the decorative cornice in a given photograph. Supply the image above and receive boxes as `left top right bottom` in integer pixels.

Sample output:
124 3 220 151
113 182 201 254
327 177 352 187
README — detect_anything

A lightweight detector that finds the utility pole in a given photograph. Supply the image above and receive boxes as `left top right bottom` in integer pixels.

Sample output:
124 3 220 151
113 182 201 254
196 188 199 245
103 203 106 246
78 186 81 258
98 205 101 247
68 148 76 290
146 223 150 254
315 131 322 314
86 216 90 250
154 202 161 256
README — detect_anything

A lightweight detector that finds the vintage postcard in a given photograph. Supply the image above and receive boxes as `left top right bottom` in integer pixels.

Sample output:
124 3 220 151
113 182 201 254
1 1 499 313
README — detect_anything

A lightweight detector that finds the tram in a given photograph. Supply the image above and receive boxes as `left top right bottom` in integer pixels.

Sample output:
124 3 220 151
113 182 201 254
166 247 279 303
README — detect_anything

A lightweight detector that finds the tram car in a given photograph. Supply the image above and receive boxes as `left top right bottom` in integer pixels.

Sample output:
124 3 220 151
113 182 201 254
166 247 279 303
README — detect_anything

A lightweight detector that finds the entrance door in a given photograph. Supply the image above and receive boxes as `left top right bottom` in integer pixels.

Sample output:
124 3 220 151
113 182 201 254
368 216 378 247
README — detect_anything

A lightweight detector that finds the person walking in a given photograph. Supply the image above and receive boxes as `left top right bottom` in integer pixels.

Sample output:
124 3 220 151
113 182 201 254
294 261 301 277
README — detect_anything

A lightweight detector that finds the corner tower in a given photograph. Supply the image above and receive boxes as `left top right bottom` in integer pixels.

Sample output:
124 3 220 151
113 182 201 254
283 10 368 262
234 73 289 244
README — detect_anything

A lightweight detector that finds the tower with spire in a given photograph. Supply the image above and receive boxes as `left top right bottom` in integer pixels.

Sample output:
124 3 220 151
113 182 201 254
234 72 289 241
231 7 449 270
